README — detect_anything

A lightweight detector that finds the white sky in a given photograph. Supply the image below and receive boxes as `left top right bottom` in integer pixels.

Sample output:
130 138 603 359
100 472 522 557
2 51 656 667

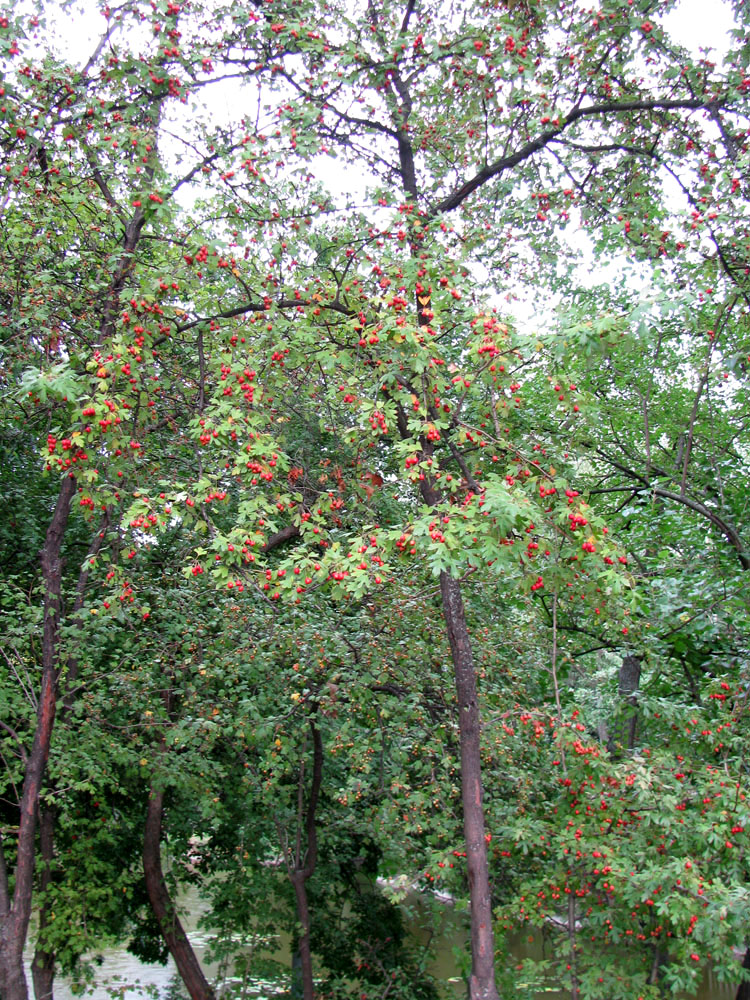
662 0 736 57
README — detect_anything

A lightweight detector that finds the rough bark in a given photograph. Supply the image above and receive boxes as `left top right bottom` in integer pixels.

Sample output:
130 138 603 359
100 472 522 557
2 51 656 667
142 787 215 1000
290 875 315 1000
0 474 76 1000
386 415 499 999
439 572 499 1000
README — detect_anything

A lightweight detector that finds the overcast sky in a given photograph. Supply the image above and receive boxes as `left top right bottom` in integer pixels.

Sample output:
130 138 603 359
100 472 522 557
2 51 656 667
43 0 736 78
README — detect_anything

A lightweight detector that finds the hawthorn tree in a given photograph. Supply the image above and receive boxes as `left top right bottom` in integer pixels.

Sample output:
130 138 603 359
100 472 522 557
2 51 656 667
2 1 750 999
165 3 745 997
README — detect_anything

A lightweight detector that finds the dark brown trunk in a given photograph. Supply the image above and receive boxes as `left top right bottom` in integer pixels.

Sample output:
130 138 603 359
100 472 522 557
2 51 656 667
566 895 579 1000
31 511 110 1000
439 572 499 1000
620 654 641 751
142 787 215 1000
392 430 498 1000
290 874 315 1000
31 806 55 1000
0 474 76 1000
0 957 29 1000
286 720 323 1000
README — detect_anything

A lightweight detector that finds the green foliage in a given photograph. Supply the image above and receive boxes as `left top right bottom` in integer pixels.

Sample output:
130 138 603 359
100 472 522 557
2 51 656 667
488 683 750 999
1 0 749 997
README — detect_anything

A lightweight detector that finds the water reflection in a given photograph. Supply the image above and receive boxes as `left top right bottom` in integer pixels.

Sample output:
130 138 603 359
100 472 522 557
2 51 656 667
30 886 737 1000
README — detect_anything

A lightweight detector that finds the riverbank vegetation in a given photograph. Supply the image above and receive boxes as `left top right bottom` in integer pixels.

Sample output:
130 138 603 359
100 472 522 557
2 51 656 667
1 1 749 998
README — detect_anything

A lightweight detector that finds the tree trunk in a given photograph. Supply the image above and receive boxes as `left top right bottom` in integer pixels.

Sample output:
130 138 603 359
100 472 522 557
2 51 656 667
566 895 579 1000
391 421 499 1000
610 654 642 757
31 806 56 1000
285 720 323 1000
736 947 750 1000
31 510 109 1000
142 787 215 1000
0 474 76 1000
290 946 304 999
440 572 499 1000
386 28 500 991
290 874 315 1000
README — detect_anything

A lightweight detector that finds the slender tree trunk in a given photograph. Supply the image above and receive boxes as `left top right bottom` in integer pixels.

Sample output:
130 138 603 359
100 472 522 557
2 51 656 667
284 720 323 1000
382 17 500 988
648 945 666 988
29 509 110 1000
390 408 499 1000
32 510 109 1000
290 874 315 1000
439 573 499 1000
609 654 642 758
142 787 215 1000
291 947 304 999
31 806 56 1000
566 895 579 1000
0 474 76 1000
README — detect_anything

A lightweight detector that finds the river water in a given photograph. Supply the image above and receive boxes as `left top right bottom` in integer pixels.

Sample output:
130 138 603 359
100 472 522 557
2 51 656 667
27 887 738 1000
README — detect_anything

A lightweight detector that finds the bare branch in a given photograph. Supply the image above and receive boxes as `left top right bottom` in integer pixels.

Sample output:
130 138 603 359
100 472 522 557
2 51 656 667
0 722 28 766
399 0 417 35
431 98 717 217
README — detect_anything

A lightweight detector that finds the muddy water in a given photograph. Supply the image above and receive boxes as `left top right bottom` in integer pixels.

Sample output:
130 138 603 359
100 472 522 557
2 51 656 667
28 887 738 1000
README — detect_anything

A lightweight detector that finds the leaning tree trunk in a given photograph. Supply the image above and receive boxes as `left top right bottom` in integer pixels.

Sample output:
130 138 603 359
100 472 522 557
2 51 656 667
0 474 76 1000
143 787 215 1000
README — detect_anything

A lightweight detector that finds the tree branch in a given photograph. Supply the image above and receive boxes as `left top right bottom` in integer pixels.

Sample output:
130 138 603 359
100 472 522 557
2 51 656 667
301 720 323 878
651 486 749 570
399 0 417 35
431 97 716 217
0 721 29 766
